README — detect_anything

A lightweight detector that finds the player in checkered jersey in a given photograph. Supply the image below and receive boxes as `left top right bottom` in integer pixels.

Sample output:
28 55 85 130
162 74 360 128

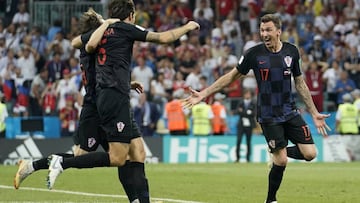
183 14 330 203
14 7 147 203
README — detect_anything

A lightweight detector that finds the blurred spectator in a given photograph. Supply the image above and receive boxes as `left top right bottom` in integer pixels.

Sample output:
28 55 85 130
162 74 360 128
295 4 314 40
150 72 168 114
218 43 238 69
344 46 360 88
344 24 360 49
0 49 17 82
67 16 79 40
0 34 6 58
343 0 359 30
175 0 193 22
193 0 214 21
351 88 360 132
211 93 227 135
135 2 150 26
222 67 242 113
185 64 201 90
12 2 29 34
222 11 241 43
281 24 299 47
51 31 72 61
336 93 358 135
132 55 154 95
178 48 197 79
46 52 66 82
195 9 213 45
335 71 356 106
215 0 235 20
68 57 82 89
4 23 21 53
308 35 327 62
55 68 78 111
17 45 39 80
248 0 261 34
243 32 261 53
172 71 186 91
235 89 256 163
2 0 18 27
157 56 175 93
0 91 8 138
13 78 30 117
314 7 335 34
191 100 213 136
323 60 342 109
274 5 293 30
305 61 327 112
175 34 196 62
30 26 47 57
1 63 18 110
164 88 189 135
47 19 62 42
134 93 160 137
41 82 57 116
59 94 78 137
29 68 48 116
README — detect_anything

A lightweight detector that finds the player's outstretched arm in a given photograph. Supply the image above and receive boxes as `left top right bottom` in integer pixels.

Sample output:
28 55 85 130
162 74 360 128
145 21 200 44
183 67 243 109
86 18 120 53
294 75 331 136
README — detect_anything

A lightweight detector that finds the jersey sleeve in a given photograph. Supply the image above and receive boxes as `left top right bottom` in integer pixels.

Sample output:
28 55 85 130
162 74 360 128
291 46 302 77
236 50 253 75
129 24 148 42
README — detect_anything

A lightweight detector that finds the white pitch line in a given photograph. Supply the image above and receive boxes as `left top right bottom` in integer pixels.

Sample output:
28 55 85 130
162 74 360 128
0 185 204 203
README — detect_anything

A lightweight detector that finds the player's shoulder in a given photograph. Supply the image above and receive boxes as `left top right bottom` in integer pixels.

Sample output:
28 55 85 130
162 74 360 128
111 21 146 32
282 42 299 53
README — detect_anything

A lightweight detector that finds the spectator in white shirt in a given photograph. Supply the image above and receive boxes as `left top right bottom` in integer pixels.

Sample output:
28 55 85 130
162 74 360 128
17 45 39 80
131 55 154 94
12 2 29 34
55 69 78 111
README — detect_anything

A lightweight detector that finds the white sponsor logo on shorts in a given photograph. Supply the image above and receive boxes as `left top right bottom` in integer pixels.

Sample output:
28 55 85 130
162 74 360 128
117 122 125 132
88 137 96 148
268 140 276 149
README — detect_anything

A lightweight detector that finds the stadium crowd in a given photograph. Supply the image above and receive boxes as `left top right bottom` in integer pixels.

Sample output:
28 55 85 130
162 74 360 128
1 0 360 136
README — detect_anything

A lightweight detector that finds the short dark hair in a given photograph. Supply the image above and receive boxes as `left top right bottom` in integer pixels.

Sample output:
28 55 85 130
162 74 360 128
108 0 135 21
260 14 282 30
78 7 102 34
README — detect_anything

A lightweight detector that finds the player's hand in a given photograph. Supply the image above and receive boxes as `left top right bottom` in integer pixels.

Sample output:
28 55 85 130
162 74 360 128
186 21 200 31
131 81 144 94
182 87 204 109
105 18 120 24
312 113 331 137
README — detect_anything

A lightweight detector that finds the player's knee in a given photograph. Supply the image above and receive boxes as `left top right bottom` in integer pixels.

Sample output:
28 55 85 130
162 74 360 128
109 152 127 166
303 150 317 161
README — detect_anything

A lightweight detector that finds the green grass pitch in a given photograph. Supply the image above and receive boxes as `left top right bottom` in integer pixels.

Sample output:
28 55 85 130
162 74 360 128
1 162 359 203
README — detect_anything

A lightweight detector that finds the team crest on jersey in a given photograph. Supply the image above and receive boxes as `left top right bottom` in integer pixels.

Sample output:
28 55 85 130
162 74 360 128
284 56 292 67
117 122 125 132
88 137 96 148
268 140 276 149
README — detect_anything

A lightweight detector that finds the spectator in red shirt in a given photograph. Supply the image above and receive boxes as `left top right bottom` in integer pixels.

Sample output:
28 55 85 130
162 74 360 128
59 94 78 137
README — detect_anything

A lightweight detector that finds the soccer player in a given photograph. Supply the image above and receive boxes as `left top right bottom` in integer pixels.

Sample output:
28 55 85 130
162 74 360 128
46 0 199 199
14 8 146 203
183 14 330 203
